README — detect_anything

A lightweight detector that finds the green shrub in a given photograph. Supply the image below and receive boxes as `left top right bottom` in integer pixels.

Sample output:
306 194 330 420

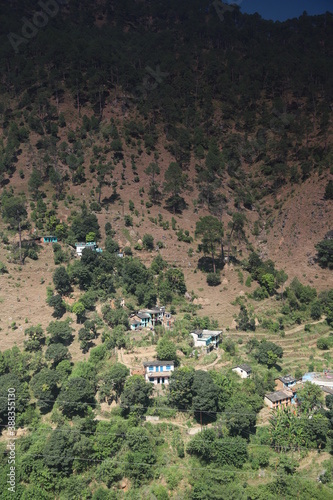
253 286 269 301
317 337 331 350
245 276 252 287
206 273 221 286
0 262 8 274
142 233 154 250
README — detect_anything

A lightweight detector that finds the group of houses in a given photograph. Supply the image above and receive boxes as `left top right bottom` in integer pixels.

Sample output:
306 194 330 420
129 307 173 330
264 371 333 410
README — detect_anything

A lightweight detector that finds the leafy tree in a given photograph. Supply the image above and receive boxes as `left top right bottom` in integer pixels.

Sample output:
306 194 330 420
72 302 86 323
47 294 66 319
156 338 177 361
168 367 194 410
309 299 322 320
151 254 167 274
145 161 161 204
191 370 219 421
315 239 333 269
70 209 101 242
255 340 283 367
213 436 248 468
186 428 216 461
261 273 276 295
163 162 188 213
53 266 71 295
24 325 46 352
227 212 246 262
124 427 156 484
28 168 43 199
225 400 256 437
142 233 154 251
105 236 119 253
102 306 129 330
236 305 255 331
324 180 333 200
195 216 223 273
46 320 74 345
206 273 221 286
43 426 76 475
1 196 27 264
121 375 153 415
164 268 186 295
0 373 29 427
30 368 59 412
78 320 97 353
56 377 96 417
297 382 323 414
99 363 129 403
45 343 71 366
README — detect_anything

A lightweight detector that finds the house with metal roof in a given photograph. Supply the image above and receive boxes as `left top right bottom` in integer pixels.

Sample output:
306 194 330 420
143 360 175 385
190 329 222 353
275 374 297 391
264 389 293 409
75 241 103 257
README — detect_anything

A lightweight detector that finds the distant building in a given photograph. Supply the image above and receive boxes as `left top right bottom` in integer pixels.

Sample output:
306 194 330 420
129 307 168 330
302 371 333 389
232 364 252 379
275 374 297 391
143 360 175 385
190 329 222 353
75 241 103 257
264 390 293 410
42 236 57 243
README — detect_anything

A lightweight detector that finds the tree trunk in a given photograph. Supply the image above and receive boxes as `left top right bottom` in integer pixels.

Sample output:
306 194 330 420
212 251 216 274
221 240 225 263
227 227 235 263
18 220 22 265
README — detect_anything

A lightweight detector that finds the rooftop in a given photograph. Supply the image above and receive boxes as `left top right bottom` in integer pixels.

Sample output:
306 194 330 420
137 312 151 319
143 360 174 367
265 390 293 403
279 374 296 384
130 316 142 324
234 364 252 373
139 307 165 315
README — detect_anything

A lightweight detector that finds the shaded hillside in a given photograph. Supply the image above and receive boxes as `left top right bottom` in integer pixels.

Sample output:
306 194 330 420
0 0 332 295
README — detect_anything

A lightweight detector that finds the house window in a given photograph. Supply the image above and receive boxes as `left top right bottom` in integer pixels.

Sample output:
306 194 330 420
149 366 154 372
166 365 171 371
160 366 163 372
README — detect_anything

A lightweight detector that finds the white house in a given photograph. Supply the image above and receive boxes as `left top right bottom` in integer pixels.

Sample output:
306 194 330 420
190 329 222 353
75 241 102 257
232 364 252 379
143 360 175 385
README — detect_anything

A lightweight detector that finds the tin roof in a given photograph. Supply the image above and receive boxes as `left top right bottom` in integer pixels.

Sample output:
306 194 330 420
143 360 174 367
265 390 293 403
279 374 296 384
234 364 252 373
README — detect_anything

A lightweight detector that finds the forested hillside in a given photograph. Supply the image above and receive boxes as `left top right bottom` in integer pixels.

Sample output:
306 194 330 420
0 1 333 498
